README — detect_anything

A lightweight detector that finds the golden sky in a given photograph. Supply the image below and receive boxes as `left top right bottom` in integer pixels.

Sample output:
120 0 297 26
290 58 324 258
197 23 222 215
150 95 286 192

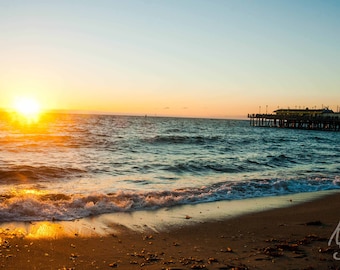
1 1 339 118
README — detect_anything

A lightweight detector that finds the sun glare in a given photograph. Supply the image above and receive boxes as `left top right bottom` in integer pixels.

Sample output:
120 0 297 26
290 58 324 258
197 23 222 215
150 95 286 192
12 97 42 123
14 97 40 115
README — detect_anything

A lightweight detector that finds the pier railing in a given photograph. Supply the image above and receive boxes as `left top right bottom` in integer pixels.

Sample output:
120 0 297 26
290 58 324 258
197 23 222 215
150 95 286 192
248 113 340 131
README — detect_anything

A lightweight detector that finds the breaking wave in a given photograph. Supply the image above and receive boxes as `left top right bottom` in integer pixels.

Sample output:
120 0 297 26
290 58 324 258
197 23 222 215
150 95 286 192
1 177 339 222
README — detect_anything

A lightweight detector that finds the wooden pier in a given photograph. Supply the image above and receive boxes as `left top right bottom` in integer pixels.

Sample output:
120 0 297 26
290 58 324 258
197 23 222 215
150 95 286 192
248 108 340 131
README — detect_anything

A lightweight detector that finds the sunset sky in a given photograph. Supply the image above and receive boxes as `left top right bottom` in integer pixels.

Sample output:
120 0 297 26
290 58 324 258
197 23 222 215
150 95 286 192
1 0 339 118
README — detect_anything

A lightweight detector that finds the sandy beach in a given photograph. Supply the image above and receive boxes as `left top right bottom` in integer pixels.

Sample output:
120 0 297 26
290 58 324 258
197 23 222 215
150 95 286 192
1 191 340 270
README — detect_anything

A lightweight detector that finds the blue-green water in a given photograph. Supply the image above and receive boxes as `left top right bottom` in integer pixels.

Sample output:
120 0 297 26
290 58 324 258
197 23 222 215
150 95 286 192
0 113 339 221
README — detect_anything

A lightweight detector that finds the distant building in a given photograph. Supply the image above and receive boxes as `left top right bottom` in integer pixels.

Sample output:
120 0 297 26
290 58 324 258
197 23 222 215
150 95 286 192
274 108 334 117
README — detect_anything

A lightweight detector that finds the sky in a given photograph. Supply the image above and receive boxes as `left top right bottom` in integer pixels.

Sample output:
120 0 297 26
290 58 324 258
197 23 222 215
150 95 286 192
1 0 340 118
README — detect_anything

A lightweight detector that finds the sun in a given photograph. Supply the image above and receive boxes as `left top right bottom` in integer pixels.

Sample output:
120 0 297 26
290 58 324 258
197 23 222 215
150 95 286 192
12 97 42 122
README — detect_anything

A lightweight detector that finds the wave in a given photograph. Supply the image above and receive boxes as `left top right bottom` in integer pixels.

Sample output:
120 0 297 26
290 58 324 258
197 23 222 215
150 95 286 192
163 160 243 174
144 135 224 145
0 177 339 222
0 165 86 184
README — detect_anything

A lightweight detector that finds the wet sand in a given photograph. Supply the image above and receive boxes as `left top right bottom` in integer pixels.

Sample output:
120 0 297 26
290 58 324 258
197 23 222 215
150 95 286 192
1 192 340 269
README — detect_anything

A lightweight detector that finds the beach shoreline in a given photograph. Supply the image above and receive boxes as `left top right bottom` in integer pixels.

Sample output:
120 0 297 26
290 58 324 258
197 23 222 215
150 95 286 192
1 191 340 269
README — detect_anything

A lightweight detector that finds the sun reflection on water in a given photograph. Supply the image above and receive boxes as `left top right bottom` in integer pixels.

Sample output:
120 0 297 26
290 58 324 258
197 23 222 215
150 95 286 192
26 222 65 239
0 218 119 240
0 222 70 240
1 108 60 133
11 188 47 197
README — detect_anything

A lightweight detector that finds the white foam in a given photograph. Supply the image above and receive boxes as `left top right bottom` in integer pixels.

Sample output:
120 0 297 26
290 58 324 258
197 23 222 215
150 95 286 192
1 190 338 239
0 177 339 222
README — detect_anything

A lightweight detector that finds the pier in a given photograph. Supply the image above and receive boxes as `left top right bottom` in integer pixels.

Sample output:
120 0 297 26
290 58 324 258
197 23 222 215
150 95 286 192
248 108 340 131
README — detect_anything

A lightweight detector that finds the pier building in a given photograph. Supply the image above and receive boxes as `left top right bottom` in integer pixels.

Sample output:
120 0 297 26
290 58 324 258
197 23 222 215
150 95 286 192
248 108 340 131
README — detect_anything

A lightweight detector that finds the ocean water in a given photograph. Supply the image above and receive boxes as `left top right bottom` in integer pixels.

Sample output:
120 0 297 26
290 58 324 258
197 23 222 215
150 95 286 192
0 113 339 222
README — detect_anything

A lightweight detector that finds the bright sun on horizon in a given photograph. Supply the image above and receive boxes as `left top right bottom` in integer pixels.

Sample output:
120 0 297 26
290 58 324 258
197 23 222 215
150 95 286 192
12 97 42 121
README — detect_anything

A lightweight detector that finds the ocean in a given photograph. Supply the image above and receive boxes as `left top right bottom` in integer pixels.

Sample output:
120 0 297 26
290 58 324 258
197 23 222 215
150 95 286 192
0 113 339 222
